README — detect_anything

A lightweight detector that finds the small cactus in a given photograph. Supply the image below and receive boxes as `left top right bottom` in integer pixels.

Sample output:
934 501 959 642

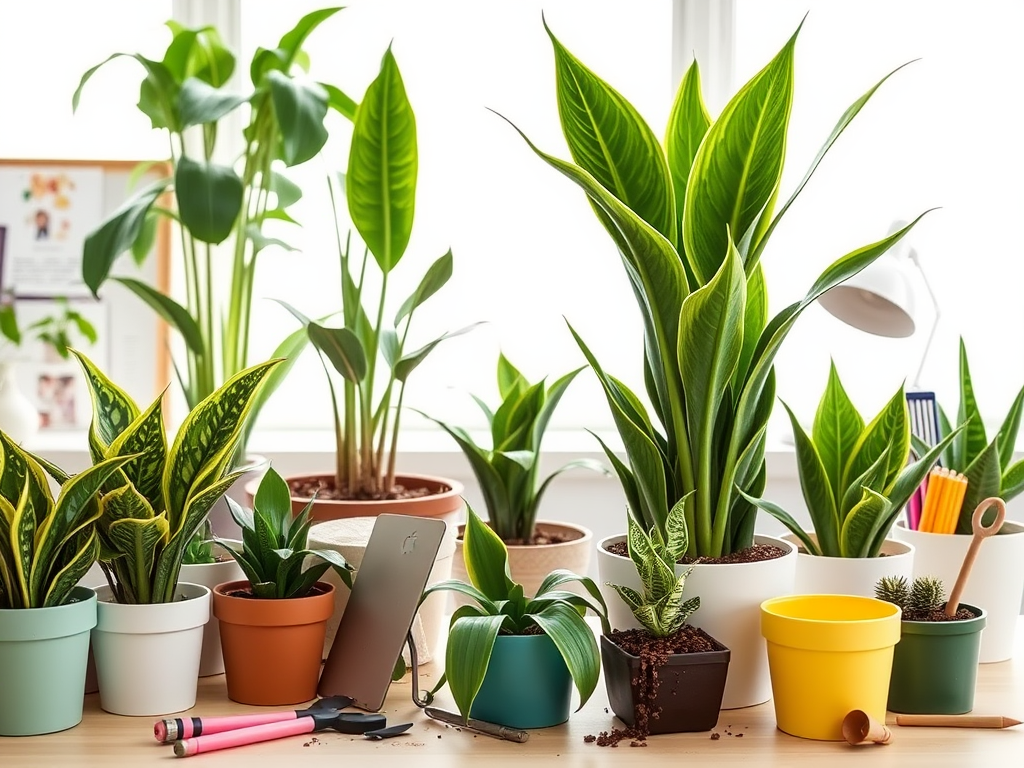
909 576 945 613
875 575 910 606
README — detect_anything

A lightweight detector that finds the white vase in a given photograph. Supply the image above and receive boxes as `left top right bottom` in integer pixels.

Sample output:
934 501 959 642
0 362 38 444
596 533 796 709
91 583 210 716
783 533 914 597
894 520 1024 662
179 545 244 677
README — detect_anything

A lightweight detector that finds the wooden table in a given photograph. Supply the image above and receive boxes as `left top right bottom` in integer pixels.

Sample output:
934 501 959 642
4 629 1023 767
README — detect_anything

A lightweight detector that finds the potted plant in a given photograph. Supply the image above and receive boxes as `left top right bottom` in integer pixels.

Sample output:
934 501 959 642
212 467 353 706
70 350 281 716
600 500 729 744
895 338 1024 662
421 353 606 595
268 45 477 525
0 434 132 735
504 21 928 708
741 362 959 595
419 505 609 729
72 9 355 534
875 575 985 714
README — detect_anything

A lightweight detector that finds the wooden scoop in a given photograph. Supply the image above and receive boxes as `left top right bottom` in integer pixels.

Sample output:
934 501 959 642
945 497 1006 617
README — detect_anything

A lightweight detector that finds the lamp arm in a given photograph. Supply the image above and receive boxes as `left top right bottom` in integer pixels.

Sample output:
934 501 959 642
908 249 941 390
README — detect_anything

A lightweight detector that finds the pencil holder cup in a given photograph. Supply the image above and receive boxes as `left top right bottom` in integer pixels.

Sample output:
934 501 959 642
761 595 901 741
887 605 985 714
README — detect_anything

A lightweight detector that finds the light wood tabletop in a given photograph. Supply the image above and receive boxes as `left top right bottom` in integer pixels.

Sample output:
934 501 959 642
4 626 1023 767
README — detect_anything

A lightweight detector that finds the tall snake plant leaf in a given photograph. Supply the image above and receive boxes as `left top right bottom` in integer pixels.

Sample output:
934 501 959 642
678 241 746 555
347 46 417 275
71 349 141 461
546 20 675 244
839 445 891 521
1002 459 1024 503
163 359 282 533
955 338 989 467
843 386 910 493
105 392 167 505
665 58 711 259
959 441 1002 533
783 402 840 555
463 501 516 602
995 383 1024 474
106 508 171 605
840 488 891 558
9 479 37 607
530 367 583 449
43 527 100 608
813 360 865 499
683 26 796 283
497 353 526 401
0 432 52 532
735 264 768 389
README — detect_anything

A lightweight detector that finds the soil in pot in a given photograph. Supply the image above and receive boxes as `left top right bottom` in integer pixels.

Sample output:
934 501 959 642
288 476 434 502
590 625 728 747
604 540 787 565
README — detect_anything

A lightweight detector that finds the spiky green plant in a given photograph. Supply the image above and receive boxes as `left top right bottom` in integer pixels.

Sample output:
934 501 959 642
874 575 910 606
609 497 699 638
217 468 353 598
909 576 945 614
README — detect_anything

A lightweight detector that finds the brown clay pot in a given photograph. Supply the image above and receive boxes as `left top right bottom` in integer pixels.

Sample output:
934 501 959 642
213 580 336 706
246 472 464 526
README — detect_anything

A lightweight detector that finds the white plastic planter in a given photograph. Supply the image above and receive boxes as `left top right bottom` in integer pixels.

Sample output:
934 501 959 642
91 583 211 716
597 533 796 709
180 545 244 677
783 534 914 597
894 520 1024 662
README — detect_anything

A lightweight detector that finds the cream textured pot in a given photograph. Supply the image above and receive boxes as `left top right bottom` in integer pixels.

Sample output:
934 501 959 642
783 534 914 597
597 533 796 709
180 544 244 677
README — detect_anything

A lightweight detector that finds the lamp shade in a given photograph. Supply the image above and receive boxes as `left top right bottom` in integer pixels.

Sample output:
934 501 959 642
818 255 916 338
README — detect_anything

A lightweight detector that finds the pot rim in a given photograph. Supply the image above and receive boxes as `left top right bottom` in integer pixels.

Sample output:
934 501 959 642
212 580 336 627
597 532 796 566
456 519 593 549
895 519 1024 537
0 586 97 642
212 579 336 601
599 629 731 663
900 603 987 636
252 471 465 505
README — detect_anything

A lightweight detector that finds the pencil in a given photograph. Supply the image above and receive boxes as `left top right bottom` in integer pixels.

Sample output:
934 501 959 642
940 474 969 534
918 469 947 533
895 714 1022 729
932 470 956 534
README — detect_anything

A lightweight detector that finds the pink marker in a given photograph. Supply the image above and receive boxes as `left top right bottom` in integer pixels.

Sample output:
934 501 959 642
153 695 353 743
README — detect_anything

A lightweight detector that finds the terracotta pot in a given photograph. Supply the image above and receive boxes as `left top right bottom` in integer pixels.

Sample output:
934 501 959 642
451 520 593 598
247 472 464 528
213 580 336 706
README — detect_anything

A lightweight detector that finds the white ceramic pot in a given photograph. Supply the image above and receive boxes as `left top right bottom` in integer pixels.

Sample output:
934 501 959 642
180 545 244 677
308 517 456 665
451 520 593 599
91 583 211 716
783 534 914 597
597 533 796 709
0 362 38 444
894 520 1024 662
206 455 266 538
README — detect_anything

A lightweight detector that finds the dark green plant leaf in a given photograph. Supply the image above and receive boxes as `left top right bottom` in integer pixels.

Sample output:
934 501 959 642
843 386 909 492
394 323 483 382
267 71 329 166
959 441 1002 533
177 77 248 128
445 613 507 721
531 601 600 710
112 277 204 356
175 156 243 244
254 467 292 533
738 489 820 555
308 323 367 383
995 382 1024 473
813 360 865 498
394 250 453 326
321 82 358 121
665 58 710 249
839 488 890 558
462 505 515 602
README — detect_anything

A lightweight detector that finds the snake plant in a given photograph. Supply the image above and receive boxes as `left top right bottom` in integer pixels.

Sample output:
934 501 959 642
931 338 1024 532
504 21 929 557
420 354 605 542
609 498 699 638
216 467 353 598
741 362 960 558
66 351 281 604
0 435 134 609
420 505 609 721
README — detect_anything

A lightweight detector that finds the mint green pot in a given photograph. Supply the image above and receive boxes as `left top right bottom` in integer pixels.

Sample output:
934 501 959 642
0 586 97 736
470 634 572 729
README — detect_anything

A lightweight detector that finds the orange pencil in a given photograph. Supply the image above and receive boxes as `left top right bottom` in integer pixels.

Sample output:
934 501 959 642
931 471 957 534
919 469 948 533
938 474 968 534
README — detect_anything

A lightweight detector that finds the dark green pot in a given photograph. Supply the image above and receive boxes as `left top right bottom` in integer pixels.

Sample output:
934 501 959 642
887 604 986 714
470 634 572 729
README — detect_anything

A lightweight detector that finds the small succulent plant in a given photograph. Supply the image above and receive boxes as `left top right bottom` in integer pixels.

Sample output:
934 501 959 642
609 496 699 638
875 575 945 617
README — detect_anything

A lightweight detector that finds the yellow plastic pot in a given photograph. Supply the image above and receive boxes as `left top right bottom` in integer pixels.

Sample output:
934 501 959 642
761 595 901 741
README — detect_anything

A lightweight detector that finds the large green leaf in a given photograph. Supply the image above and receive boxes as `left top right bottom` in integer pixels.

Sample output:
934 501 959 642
308 323 367 383
163 360 282 529
105 393 167 505
277 7 341 67
394 250 453 326
783 402 839 556
530 601 600 710
112 277 204 356
43 528 99 608
175 156 243 244
839 488 890 558
71 350 141 455
683 28 796 283
73 53 180 130
267 71 329 166
82 178 170 295
347 47 417 274
105 507 169 605
445 613 507 721
959 441 1002 533
843 386 909 492
735 263 768 387
955 339 990 470
739 489 820 556
813 360 865 499
1002 458 1024 501
462 505 516 602
665 58 711 249
547 22 675 242
177 77 249 128
164 23 235 88
8 479 36 608
0 432 52 530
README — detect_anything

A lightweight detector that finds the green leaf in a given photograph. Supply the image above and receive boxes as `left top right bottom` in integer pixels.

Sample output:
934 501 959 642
43 528 100 608
308 323 367 383
82 178 170 295
175 156 243 244
959 441 1002 534
1002 458 1024 501
321 82 358 121
839 488 890 558
277 7 341 67
462 505 515 602
0 305 19 345
782 401 839 554
112 277 204 356
347 47 417 273
843 386 909 492
663 496 690 564
956 338 989 472
130 209 158 266
177 77 248 128
683 27 796 282
71 350 141 455
270 170 303 209
547 20 675 242
995 382 1024 473
531 601 600 710
445 613 507 720
497 354 526 401
247 224 296 255
394 323 483 382
813 360 865 499
394 250 453 326
254 467 291 533
267 71 329 166
74 53 180 130
738 489 820 556
106 511 170 604
8 479 37 607
665 58 711 248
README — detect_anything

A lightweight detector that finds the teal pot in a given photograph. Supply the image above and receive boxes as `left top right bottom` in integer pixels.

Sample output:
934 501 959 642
0 586 97 736
888 605 986 714
470 634 572 729
601 632 730 733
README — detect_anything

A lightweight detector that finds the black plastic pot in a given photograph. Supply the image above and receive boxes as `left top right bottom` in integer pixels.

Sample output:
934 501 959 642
600 632 730 734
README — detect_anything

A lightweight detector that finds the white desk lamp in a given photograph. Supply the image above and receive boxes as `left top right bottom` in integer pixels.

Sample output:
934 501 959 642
817 221 940 390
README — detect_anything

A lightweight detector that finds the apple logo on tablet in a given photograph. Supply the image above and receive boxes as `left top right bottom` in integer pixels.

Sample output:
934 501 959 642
402 532 417 555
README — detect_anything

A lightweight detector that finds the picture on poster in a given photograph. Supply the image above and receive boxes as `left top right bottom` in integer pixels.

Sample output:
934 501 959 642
0 166 103 298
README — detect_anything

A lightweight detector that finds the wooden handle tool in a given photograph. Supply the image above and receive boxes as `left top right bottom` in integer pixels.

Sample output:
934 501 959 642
842 710 892 745
945 497 1006 616
895 714 1021 729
